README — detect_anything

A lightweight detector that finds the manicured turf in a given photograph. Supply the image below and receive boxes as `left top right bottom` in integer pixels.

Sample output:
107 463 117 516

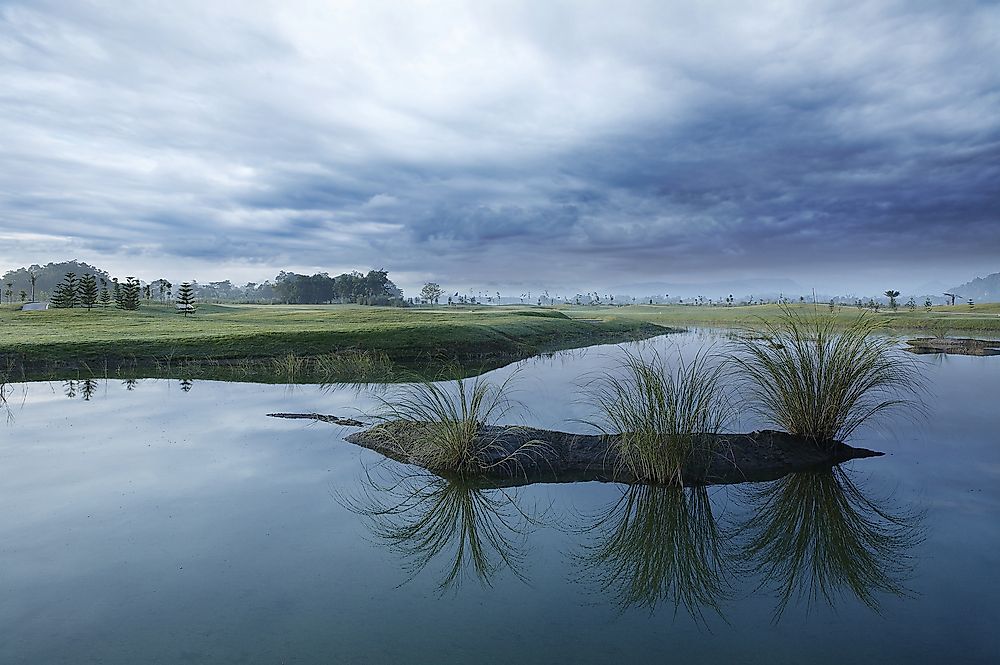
557 302 1000 333
0 303 667 377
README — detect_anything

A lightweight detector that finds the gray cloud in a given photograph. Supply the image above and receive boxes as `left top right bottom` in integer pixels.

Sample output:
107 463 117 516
1 0 998 295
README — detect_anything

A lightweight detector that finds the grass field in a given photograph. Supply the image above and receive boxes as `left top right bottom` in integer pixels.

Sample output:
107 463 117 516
558 302 1000 334
1 300 996 382
0 303 668 381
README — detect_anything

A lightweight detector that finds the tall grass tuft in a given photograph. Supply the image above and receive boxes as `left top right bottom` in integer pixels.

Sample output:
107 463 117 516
375 371 537 476
315 350 396 383
586 348 733 485
733 307 922 445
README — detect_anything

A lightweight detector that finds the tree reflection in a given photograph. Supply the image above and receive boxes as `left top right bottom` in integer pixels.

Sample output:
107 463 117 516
574 484 734 623
739 466 923 619
339 465 541 592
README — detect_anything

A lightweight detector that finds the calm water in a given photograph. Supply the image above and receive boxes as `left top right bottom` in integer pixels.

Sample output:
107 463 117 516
2 331 998 664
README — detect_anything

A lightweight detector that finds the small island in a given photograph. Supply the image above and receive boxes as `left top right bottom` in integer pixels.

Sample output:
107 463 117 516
270 414 882 488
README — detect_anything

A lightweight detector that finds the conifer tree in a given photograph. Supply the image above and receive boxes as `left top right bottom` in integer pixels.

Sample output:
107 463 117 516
50 272 79 308
99 278 111 308
78 274 99 310
113 278 123 308
121 277 141 311
176 282 196 316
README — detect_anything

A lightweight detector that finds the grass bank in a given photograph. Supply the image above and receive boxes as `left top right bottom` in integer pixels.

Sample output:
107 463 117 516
0 303 669 382
558 302 1000 334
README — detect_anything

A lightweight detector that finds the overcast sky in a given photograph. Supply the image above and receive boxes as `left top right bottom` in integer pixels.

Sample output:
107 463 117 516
1 0 998 296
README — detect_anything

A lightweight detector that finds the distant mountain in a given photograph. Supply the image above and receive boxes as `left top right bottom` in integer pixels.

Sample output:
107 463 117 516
949 272 1000 303
1 260 112 302
615 277 803 299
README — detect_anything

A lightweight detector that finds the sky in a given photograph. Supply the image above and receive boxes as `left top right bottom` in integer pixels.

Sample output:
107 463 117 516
1 0 998 297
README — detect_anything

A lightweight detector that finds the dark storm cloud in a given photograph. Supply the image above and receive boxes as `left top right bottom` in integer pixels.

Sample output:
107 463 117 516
0 0 997 292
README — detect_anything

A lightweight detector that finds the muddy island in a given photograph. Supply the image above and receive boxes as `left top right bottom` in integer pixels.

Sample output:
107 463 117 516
905 337 1000 356
269 414 882 487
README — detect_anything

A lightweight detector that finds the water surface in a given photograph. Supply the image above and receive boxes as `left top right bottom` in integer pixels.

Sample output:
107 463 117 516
2 331 998 663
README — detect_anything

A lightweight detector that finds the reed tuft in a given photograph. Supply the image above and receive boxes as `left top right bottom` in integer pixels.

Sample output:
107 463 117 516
733 307 922 445
586 348 733 485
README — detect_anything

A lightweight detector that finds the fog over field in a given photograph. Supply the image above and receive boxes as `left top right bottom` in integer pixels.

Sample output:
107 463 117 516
1 1 997 295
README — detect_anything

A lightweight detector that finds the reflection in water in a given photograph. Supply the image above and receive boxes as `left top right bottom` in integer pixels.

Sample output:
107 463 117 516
80 378 97 401
122 378 139 391
341 466 540 591
179 378 193 392
574 484 733 622
740 466 923 619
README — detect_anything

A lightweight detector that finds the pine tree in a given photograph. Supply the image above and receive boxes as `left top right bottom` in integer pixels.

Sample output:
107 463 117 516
99 278 111 308
121 277 141 311
78 274 99 310
176 282 196 316
50 272 79 308
113 278 123 308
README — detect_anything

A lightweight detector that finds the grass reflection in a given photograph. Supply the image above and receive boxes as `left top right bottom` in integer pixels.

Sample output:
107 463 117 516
339 464 543 592
739 466 924 619
574 484 734 623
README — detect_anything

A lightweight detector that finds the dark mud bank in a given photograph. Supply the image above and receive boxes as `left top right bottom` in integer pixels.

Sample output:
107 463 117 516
302 418 883 487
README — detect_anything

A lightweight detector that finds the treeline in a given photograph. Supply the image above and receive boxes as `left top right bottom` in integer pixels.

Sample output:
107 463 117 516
1 260 407 306
272 270 404 305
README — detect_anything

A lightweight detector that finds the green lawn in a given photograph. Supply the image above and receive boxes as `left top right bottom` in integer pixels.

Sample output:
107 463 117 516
0 303 667 380
556 302 1000 334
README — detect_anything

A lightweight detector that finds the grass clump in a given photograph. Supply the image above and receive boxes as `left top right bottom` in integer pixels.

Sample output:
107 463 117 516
375 371 539 476
586 348 733 485
315 349 396 383
733 308 922 445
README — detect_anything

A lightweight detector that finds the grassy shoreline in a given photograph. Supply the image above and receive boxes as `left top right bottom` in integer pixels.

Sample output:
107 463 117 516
1 301 995 383
558 302 1000 333
0 303 670 382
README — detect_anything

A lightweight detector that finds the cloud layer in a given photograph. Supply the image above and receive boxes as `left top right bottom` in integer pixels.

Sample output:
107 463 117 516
2 0 998 294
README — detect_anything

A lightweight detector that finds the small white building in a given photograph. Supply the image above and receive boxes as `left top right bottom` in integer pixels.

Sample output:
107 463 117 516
21 302 49 311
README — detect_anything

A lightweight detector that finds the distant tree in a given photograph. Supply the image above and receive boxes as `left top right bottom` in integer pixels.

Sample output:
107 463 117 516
80 378 98 401
176 282 196 316
78 274 99 310
906 297 916 311
420 282 443 304
50 273 79 308
120 277 141 310
943 292 957 306
884 290 900 310
29 271 37 302
112 278 122 308
154 279 172 302
143 284 152 301
18 290 26 302
99 278 111 307
924 297 933 312
968 299 975 309
4 282 12 303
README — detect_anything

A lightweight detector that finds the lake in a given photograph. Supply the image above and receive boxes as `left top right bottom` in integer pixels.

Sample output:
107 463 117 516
2 330 998 664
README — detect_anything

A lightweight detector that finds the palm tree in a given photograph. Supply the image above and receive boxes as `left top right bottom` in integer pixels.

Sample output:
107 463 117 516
884 290 900 310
